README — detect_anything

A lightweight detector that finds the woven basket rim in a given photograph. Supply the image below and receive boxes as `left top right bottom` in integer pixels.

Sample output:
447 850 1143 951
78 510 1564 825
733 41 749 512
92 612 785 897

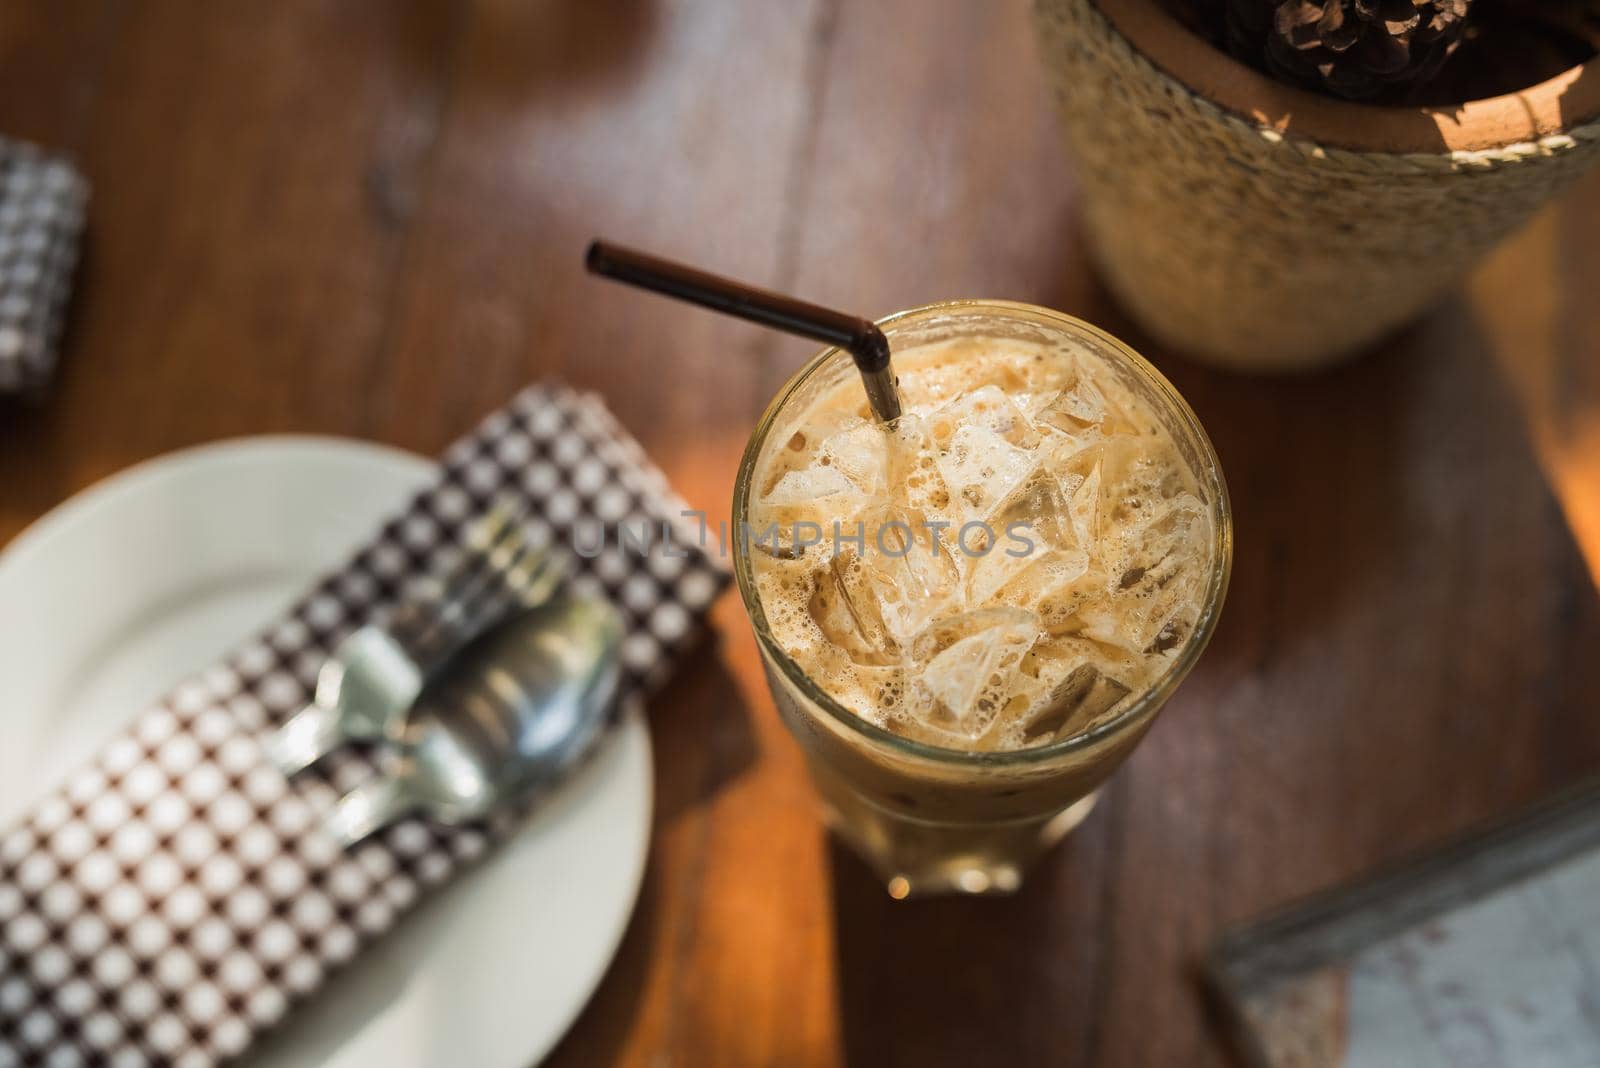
1096 0 1600 154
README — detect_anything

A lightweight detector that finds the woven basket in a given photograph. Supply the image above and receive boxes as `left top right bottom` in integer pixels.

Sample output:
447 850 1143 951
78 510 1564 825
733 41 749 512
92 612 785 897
1034 0 1600 371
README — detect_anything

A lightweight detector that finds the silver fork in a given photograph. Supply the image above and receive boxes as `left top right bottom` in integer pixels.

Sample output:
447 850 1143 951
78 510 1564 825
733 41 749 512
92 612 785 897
266 504 566 776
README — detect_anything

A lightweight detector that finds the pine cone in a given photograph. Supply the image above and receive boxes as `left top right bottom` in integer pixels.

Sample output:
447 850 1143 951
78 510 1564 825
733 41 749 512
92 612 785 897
1225 0 1475 100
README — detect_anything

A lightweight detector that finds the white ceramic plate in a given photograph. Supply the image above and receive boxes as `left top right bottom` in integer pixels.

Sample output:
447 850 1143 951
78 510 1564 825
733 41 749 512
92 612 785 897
0 436 651 1068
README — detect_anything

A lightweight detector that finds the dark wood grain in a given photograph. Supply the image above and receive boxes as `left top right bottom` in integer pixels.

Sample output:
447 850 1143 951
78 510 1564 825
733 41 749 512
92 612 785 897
2 3 1599 1067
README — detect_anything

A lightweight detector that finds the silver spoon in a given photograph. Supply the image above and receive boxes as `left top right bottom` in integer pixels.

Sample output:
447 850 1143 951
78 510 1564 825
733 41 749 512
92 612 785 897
325 591 623 848
267 505 564 778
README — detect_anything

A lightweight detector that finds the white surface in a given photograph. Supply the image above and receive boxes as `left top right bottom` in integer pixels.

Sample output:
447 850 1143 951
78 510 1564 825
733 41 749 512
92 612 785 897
1343 850 1600 1068
0 436 652 1068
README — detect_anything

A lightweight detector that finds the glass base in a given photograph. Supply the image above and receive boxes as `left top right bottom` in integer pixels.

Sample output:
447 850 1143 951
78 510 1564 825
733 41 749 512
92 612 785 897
822 788 1102 899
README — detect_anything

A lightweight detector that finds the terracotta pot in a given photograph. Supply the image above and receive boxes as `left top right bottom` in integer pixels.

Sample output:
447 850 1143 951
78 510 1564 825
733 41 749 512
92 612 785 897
1034 0 1600 371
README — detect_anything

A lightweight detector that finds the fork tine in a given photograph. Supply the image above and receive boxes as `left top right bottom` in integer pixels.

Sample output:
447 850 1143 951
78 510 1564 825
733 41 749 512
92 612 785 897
451 522 540 621
406 508 542 670
512 550 567 609
401 499 521 623
390 503 513 643
436 501 521 606
416 547 564 673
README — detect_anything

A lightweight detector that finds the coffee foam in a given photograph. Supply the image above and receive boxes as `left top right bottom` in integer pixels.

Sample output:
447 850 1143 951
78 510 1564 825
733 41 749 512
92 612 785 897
749 335 1214 752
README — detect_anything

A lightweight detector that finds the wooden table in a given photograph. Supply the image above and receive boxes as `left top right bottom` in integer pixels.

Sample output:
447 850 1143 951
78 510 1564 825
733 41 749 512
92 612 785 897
4 3 1599 1065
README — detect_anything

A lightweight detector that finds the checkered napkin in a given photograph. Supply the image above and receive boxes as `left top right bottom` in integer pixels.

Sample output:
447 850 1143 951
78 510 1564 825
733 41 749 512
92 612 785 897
0 137 86 396
0 385 729 1067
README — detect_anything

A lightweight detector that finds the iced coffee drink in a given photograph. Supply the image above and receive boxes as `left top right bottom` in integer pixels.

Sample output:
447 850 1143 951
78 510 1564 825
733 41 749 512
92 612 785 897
733 301 1230 896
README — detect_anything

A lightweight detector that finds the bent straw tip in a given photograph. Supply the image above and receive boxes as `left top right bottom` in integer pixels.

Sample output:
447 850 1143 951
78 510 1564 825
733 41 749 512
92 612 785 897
849 324 892 373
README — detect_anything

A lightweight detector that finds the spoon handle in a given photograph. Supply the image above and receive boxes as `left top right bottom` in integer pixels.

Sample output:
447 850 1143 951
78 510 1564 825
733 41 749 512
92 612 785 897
326 776 420 848
267 702 349 778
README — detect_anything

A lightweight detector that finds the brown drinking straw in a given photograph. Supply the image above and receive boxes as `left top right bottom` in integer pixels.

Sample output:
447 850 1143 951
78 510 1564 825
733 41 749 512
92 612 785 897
585 240 904 424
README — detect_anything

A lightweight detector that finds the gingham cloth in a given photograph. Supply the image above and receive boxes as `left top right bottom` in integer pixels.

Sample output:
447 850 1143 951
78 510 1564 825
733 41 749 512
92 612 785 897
0 137 86 396
0 385 729 1066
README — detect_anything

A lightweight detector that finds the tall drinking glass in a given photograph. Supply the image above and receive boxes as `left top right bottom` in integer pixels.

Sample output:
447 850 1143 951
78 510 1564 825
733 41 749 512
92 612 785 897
734 301 1231 897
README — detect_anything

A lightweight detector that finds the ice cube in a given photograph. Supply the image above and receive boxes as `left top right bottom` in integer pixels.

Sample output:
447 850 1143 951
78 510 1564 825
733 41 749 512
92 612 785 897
926 385 1040 450
1034 562 1111 637
902 608 1039 742
1034 374 1140 439
1015 662 1132 744
760 464 874 542
1069 456 1102 548
1079 497 1209 654
934 423 1037 523
965 467 1088 605
885 414 955 525
1094 435 1196 527
1053 434 1164 550
968 544 1092 614
760 410 885 508
858 516 964 643
994 467 1080 552
1034 378 1106 433
892 366 964 414
806 551 900 666
754 567 857 684
814 417 888 496
766 465 858 506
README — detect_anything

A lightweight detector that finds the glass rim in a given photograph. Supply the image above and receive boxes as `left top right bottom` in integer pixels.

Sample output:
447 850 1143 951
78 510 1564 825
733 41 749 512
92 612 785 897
732 299 1233 769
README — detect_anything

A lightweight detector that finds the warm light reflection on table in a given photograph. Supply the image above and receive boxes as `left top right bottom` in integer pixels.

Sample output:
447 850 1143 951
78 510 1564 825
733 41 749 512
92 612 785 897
1473 202 1600 592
